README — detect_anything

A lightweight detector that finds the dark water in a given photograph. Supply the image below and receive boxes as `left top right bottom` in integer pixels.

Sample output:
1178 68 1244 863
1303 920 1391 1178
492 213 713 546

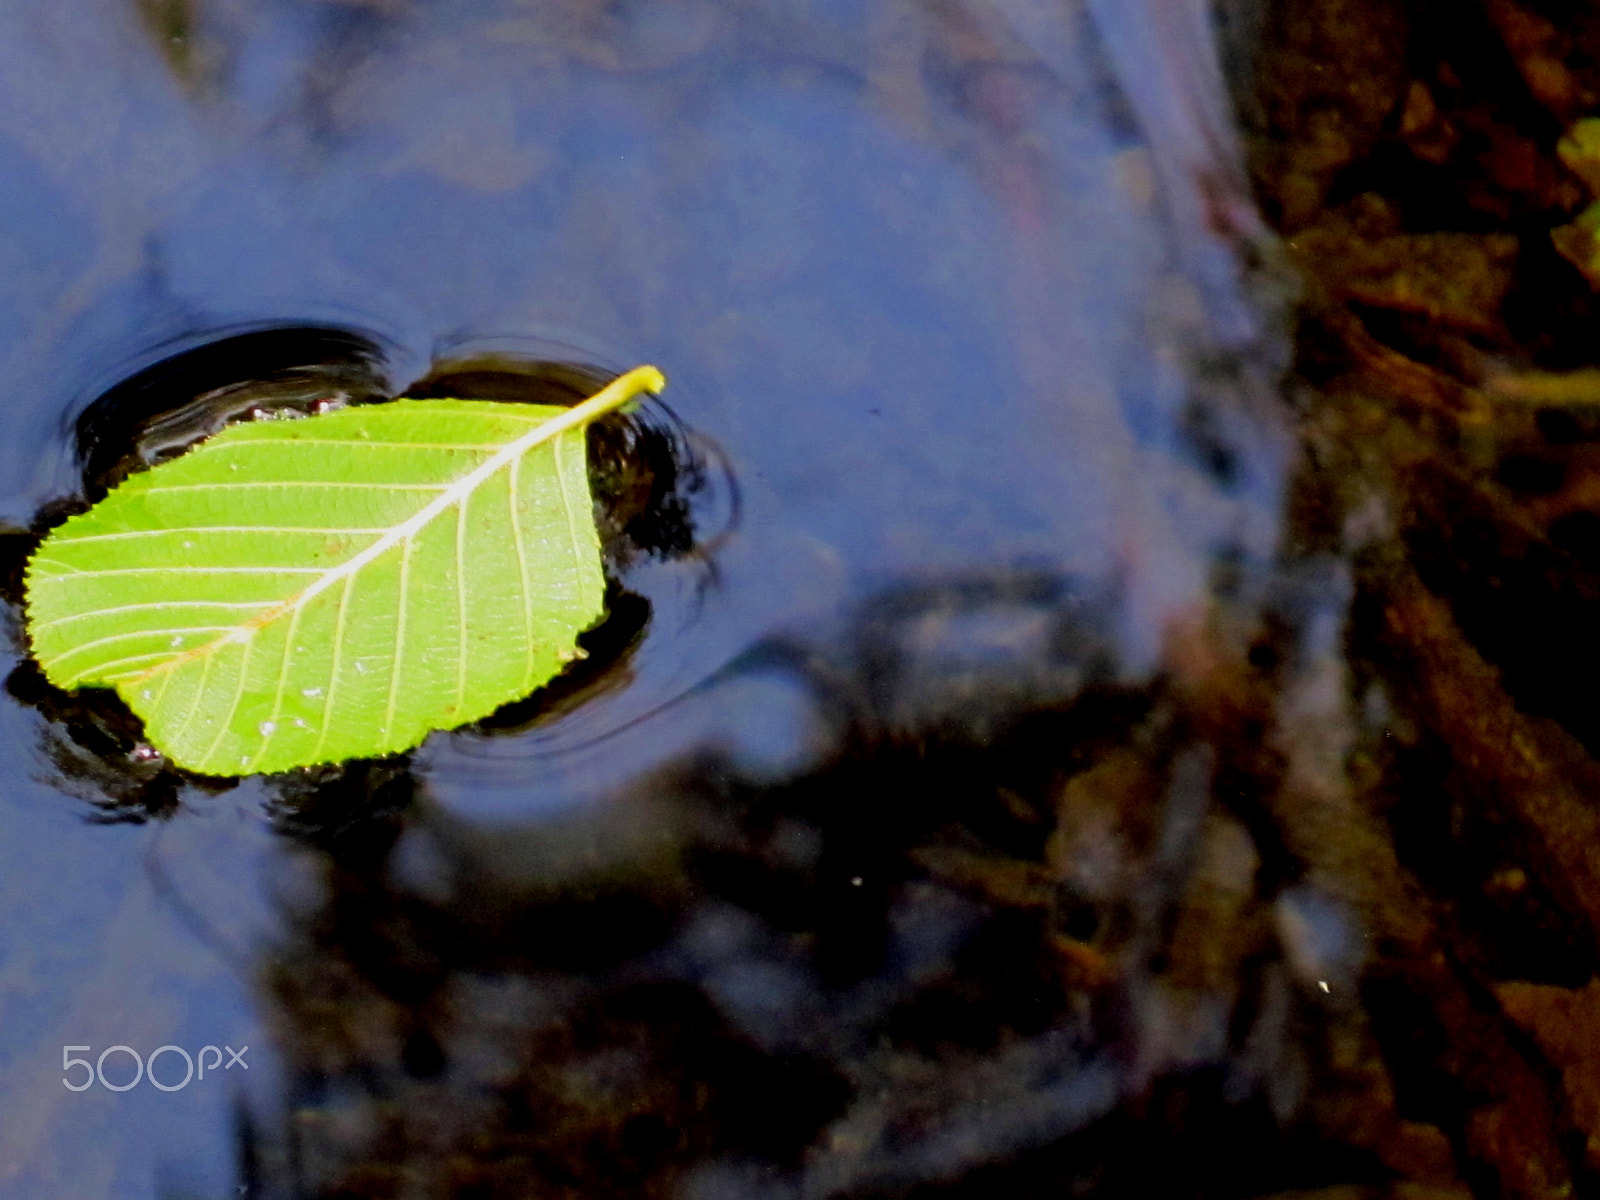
0 1 1297 1197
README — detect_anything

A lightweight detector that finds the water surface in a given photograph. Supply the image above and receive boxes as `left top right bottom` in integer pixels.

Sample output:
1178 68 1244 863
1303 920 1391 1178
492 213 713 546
0 1 1287 1196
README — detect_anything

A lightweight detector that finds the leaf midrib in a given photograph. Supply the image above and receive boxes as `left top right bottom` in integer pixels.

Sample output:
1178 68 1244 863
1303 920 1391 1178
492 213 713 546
120 366 659 687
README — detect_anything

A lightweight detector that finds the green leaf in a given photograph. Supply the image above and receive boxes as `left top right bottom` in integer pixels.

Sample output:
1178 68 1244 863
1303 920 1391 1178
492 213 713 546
24 365 665 776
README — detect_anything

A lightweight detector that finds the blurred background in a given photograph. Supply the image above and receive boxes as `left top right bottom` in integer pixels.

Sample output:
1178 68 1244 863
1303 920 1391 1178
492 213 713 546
3 0 1600 1197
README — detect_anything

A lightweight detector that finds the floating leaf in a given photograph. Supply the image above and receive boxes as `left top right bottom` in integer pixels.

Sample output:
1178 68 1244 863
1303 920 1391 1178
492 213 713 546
24 365 665 776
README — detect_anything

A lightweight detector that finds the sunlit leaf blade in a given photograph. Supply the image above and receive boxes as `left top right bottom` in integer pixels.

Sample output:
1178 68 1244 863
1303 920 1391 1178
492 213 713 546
23 366 664 775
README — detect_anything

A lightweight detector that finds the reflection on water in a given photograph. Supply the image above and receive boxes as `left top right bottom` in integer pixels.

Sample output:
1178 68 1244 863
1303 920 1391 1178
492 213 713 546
0 0 1295 1196
245 564 1419 1199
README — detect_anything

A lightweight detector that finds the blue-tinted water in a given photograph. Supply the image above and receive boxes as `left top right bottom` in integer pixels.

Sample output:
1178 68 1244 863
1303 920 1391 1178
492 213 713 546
0 1 1288 1195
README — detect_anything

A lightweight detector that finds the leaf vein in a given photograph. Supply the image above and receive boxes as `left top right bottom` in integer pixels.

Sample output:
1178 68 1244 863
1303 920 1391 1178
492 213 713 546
203 638 253 769
140 481 449 495
555 435 589 597
175 655 213 760
63 651 180 687
258 603 302 764
454 495 467 716
217 437 511 451
30 600 278 633
34 566 323 583
508 454 534 692
41 624 238 667
52 525 390 544
311 575 354 763
385 534 413 739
